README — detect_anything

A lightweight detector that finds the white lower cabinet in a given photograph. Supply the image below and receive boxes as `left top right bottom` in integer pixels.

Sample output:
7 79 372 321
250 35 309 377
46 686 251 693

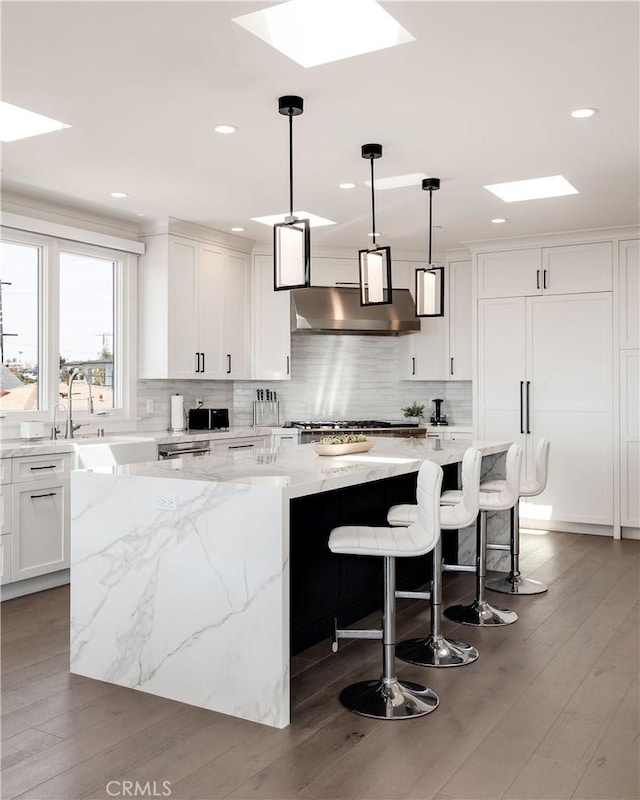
0 534 11 585
11 476 69 581
478 292 613 527
0 484 11 535
620 350 639 528
212 436 269 453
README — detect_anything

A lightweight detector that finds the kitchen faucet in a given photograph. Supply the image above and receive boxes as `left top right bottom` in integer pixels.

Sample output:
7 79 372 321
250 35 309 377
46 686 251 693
65 370 94 439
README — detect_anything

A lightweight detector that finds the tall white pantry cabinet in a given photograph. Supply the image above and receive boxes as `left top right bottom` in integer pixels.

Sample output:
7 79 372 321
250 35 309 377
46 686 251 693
474 231 639 538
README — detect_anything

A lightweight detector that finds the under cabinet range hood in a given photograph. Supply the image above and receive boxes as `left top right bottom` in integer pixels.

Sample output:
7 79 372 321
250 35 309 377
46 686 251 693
291 286 420 335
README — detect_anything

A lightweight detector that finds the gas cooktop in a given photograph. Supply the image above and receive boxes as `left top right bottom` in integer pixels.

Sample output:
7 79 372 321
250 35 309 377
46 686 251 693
287 420 418 430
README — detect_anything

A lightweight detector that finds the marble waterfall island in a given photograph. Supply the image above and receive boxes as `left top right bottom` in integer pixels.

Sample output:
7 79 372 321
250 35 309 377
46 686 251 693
70 437 510 729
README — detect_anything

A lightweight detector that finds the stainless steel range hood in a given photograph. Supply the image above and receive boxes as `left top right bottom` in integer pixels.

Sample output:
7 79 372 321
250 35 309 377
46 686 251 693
290 286 420 335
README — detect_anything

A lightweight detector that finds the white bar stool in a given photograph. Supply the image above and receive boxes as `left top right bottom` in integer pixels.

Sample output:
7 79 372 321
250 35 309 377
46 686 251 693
386 447 482 668
328 460 443 720
484 438 550 595
443 443 522 627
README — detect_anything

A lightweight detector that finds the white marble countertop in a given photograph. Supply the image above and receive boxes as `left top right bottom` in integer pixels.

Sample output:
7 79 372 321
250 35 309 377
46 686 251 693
0 426 272 458
85 437 510 500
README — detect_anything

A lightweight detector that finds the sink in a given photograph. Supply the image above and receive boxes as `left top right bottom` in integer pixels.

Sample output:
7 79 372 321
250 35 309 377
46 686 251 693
73 436 157 468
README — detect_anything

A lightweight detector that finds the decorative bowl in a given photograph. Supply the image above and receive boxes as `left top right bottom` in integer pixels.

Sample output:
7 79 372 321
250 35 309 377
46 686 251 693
312 441 374 457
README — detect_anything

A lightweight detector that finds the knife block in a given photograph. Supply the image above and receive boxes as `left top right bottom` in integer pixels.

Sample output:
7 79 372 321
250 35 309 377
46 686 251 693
253 401 279 427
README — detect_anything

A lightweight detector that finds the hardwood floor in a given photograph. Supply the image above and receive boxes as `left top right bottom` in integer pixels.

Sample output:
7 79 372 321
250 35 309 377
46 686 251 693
1 530 638 800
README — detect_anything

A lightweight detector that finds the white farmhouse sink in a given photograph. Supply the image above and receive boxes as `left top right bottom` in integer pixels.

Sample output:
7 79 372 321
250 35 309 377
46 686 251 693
73 436 157 468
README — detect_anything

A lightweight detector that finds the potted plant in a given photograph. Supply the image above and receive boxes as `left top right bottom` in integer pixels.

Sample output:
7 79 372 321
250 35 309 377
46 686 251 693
401 402 425 425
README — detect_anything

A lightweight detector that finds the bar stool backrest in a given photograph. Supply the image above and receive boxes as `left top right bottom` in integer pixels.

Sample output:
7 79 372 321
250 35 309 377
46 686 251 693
458 447 482 526
504 443 524 503
406 460 444 555
522 438 551 497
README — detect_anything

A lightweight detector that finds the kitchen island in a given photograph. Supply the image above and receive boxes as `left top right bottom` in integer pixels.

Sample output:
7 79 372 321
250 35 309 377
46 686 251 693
70 437 510 728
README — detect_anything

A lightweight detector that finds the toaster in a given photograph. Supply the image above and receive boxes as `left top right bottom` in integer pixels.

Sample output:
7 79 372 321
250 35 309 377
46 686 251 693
188 408 229 430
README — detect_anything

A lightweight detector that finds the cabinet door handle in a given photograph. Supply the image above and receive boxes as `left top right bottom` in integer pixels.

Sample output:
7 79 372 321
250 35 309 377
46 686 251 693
526 381 531 434
226 354 232 374
228 443 253 449
450 357 454 376
536 270 541 290
30 492 57 499
543 269 548 290
286 356 290 375
195 352 200 373
201 352 205 373
411 357 416 376
30 465 56 471
520 381 525 434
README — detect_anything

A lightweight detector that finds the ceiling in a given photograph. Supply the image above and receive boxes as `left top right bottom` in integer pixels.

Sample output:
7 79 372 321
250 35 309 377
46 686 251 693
1 1 639 252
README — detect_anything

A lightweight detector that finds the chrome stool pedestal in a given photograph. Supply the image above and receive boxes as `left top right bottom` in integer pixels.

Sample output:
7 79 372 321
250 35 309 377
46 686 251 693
444 509 518 627
486 504 548 595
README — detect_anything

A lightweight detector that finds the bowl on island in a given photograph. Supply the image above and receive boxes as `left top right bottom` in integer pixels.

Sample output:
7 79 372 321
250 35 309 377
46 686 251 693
311 434 374 456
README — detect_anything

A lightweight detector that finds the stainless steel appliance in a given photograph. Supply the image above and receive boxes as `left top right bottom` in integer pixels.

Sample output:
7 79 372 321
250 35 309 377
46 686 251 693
157 440 211 460
286 420 426 444
430 399 448 426
187 408 229 430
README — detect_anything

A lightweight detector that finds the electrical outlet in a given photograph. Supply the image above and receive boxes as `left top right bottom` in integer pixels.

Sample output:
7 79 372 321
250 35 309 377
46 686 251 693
146 399 154 412
155 496 177 511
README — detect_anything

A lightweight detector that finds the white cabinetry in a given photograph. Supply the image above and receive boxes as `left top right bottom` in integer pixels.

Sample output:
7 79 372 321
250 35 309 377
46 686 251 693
312 256 359 286
619 239 639 349
11 455 71 582
139 233 250 380
620 350 639 528
399 258 472 381
212 435 269 453
477 242 612 299
0 535 11 585
253 254 291 380
478 293 613 526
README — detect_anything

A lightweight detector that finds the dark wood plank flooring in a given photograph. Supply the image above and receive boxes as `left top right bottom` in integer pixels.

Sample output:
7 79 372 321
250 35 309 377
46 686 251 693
1 530 638 800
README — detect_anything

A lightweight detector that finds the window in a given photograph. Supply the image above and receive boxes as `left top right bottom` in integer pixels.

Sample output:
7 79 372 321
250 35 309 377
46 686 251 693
0 229 136 421
0 241 40 411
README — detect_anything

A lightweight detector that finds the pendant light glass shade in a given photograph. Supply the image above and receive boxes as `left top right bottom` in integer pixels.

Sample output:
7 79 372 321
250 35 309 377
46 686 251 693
416 177 444 317
274 96 311 291
358 143 392 306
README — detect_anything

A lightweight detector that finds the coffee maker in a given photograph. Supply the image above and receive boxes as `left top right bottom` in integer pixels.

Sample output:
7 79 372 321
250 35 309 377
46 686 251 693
430 398 448 426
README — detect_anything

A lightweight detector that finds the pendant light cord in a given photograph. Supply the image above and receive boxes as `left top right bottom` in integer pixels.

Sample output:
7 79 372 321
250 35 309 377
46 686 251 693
288 112 294 218
370 157 376 246
428 187 433 265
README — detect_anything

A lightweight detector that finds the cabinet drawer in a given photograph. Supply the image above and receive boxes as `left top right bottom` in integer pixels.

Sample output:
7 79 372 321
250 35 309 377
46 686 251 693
0 459 10 485
0 534 11 585
12 454 70 483
0 485 11 534
213 437 269 452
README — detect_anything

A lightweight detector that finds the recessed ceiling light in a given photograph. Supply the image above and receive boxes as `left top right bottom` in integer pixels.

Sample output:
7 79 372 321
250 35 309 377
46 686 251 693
0 101 70 142
571 107 597 119
364 172 428 191
136 213 146 217
251 211 335 228
110 192 128 199
491 218 507 224
339 183 356 190
484 175 579 203
231 227 245 232
232 0 415 68
214 124 237 134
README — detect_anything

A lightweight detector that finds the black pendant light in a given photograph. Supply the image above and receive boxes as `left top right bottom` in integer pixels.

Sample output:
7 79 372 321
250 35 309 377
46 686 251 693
274 95 310 291
415 177 444 317
358 143 392 306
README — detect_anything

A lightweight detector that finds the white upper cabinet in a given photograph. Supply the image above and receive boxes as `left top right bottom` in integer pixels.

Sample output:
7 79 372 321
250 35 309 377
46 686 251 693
311 256 360 287
252 254 291 381
139 233 250 380
448 260 473 380
478 241 612 299
619 239 639 349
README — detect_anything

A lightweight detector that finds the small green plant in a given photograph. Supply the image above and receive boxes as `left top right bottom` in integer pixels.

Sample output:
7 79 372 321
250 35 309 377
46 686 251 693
401 402 425 419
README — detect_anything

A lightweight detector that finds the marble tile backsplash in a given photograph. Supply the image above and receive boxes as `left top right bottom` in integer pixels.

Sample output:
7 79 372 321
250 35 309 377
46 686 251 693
137 336 472 430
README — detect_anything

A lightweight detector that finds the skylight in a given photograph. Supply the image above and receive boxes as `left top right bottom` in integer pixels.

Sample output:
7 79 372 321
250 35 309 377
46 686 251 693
484 175 579 203
0 101 70 142
232 0 415 69
251 211 335 228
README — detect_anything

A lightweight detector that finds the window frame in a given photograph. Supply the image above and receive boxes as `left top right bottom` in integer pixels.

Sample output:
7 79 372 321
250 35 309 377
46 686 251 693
0 228 137 425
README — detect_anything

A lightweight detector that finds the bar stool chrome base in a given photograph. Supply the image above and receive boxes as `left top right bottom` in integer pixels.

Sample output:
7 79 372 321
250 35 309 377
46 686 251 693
396 635 479 668
486 574 548 595
444 599 518 626
339 678 439 719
